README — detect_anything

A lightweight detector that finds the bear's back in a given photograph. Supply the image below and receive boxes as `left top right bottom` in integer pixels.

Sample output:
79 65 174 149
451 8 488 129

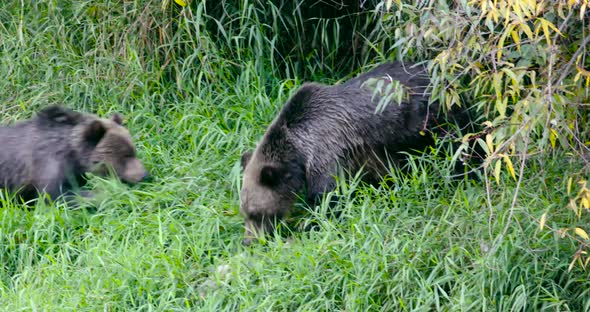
342 62 430 92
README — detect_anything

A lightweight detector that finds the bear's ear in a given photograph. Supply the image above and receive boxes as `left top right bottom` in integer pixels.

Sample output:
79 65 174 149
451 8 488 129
37 106 82 125
241 151 253 170
83 120 107 146
260 165 283 187
111 113 124 125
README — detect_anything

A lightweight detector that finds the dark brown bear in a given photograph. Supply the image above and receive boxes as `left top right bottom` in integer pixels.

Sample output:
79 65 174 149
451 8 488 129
0 105 149 202
240 62 472 245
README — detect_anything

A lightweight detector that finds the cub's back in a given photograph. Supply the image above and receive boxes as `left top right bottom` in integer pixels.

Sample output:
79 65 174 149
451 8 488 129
0 121 36 187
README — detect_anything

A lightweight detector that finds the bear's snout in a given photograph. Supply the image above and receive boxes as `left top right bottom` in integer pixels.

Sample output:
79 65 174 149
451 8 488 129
140 170 151 182
242 237 255 246
122 158 149 184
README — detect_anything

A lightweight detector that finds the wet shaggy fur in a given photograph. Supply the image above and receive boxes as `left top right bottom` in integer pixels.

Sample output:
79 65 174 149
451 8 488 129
240 61 474 244
0 106 149 202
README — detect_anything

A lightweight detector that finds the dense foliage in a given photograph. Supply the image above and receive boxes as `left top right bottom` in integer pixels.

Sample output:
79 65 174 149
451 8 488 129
0 0 589 310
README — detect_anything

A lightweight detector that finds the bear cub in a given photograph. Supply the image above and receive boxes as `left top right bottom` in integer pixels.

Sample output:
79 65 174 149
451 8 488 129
240 61 474 245
0 105 149 202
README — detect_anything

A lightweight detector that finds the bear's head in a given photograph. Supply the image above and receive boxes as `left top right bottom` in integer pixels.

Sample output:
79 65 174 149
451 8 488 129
83 115 149 184
240 128 306 245
40 106 149 184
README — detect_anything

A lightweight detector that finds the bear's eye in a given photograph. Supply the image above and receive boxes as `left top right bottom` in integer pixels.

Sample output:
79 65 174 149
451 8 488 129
120 148 136 159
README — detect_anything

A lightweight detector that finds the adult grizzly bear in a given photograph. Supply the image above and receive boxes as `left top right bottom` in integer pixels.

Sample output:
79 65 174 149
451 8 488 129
240 62 475 245
0 105 149 202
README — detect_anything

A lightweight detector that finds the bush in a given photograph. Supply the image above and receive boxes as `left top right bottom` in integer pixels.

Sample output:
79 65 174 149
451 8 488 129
374 0 590 269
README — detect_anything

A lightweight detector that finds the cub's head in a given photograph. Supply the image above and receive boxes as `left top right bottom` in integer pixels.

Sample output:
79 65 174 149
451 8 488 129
37 106 149 184
240 145 305 246
38 106 149 184
80 114 149 184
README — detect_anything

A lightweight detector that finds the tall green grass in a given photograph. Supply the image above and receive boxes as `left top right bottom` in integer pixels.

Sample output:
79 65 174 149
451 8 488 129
0 0 589 311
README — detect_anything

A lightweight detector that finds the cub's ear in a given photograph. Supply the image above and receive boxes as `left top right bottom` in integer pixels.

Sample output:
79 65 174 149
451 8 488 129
241 151 253 170
83 120 107 146
260 165 284 187
111 113 124 125
37 106 82 125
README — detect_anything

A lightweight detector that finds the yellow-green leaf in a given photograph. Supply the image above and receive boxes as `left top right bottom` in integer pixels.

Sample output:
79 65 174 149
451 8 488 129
494 159 502 184
174 0 187 7
576 64 590 77
520 23 534 40
497 24 515 59
496 97 507 118
539 18 552 45
539 212 547 230
550 129 558 149
486 134 494 153
537 17 562 45
542 17 563 35
567 177 573 195
568 255 577 272
510 30 520 51
503 155 516 180
512 2 523 22
570 199 580 217
575 227 589 240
